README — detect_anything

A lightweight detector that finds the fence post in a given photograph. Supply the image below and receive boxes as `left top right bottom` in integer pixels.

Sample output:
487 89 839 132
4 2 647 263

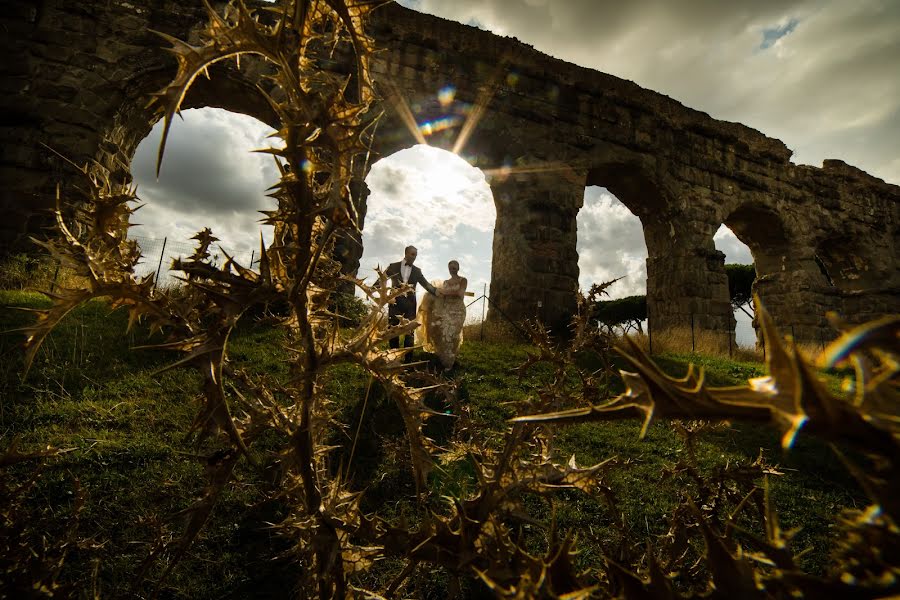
153 236 167 291
690 312 695 352
790 324 796 342
49 260 61 294
480 284 486 341
249 249 255 269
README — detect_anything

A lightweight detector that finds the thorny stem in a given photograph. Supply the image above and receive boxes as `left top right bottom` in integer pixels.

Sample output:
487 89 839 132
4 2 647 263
287 155 345 598
475 423 532 525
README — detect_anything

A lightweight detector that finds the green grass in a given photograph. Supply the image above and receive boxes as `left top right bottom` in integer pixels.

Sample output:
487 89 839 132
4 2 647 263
449 340 860 575
1 290 864 596
1 291 294 597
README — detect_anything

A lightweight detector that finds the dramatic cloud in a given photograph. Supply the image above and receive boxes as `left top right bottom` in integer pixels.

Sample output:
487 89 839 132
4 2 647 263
359 145 495 308
399 0 900 184
130 109 279 279
577 187 647 297
714 225 754 265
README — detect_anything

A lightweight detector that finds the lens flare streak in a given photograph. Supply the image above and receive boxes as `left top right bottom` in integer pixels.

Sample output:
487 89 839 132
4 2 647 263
419 115 464 136
381 77 428 146
483 161 586 184
438 85 456 107
451 76 502 155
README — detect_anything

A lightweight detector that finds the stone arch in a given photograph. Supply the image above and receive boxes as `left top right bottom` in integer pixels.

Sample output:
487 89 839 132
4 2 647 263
582 161 662 327
100 59 280 184
722 200 838 343
576 185 648 299
357 143 496 293
127 107 281 275
584 160 668 220
4 0 897 342
722 203 790 277
584 159 735 347
719 202 791 344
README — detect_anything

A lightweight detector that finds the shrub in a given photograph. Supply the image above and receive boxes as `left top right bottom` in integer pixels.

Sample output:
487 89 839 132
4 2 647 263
726 263 756 316
331 291 369 327
0 253 58 290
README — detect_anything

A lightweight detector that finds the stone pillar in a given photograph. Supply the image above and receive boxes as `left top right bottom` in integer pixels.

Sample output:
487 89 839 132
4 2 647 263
334 176 370 294
644 220 736 350
752 249 841 347
487 171 584 334
812 233 900 332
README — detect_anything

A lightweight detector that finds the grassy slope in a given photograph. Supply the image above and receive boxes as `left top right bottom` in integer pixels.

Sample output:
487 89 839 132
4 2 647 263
1 291 862 597
1 292 292 597
440 341 859 576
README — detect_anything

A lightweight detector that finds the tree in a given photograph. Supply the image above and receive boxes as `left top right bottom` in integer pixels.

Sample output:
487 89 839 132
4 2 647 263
726 263 756 319
590 295 647 334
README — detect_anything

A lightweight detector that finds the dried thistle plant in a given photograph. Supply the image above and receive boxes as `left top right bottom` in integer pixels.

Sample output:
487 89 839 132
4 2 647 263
514 301 900 598
17 0 444 595
1 440 91 598
13 0 900 597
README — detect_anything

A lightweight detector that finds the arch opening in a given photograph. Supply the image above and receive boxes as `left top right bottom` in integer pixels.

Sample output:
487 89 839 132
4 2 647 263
97 58 281 184
584 163 667 222
129 107 280 286
718 202 810 346
581 162 672 339
358 144 495 311
577 185 648 334
722 203 790 277
577 188 647 295
712 224 756 347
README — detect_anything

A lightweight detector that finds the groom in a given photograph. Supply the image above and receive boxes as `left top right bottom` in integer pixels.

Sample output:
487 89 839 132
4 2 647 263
384 245 437 351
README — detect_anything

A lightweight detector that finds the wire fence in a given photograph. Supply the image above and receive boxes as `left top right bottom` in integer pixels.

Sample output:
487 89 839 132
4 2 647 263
130 235 258 289
23 239 826 357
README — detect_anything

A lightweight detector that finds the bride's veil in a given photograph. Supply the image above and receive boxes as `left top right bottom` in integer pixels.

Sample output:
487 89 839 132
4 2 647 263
415 279 443 350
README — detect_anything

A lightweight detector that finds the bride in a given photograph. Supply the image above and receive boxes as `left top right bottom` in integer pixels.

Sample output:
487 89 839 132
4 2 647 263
416 260 468 369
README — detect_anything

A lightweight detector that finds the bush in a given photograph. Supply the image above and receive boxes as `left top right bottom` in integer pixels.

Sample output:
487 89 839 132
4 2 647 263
726 263 756 314
0 253 58 290
331 291 369 327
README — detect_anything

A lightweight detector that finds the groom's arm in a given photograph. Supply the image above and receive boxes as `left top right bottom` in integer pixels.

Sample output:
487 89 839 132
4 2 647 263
414 270 437 296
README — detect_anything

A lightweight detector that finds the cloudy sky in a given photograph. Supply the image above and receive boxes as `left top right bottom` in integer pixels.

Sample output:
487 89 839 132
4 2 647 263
130 0 898 344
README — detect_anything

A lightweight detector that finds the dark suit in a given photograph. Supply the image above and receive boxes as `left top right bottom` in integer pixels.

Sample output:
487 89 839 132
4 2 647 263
384 261 437 349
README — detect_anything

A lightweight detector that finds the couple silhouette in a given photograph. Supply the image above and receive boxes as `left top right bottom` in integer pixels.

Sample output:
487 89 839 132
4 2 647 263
384 245 468 369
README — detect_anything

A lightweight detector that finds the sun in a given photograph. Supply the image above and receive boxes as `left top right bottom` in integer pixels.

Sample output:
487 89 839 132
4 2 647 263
359 144 495 302
415 145 480 195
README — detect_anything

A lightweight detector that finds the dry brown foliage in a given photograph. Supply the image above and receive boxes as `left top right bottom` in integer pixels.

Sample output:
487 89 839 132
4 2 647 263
0 440 93 598
12 1 900 598
515 305 900 598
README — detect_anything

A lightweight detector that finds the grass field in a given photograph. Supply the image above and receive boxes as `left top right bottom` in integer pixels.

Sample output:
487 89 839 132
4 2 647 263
1 290 863 597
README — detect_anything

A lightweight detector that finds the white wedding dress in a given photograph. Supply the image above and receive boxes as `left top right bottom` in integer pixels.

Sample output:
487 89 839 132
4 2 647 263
416 278 466 368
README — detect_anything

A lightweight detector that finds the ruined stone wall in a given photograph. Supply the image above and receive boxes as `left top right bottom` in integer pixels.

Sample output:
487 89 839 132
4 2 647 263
2 1 897 344
369 5 899 341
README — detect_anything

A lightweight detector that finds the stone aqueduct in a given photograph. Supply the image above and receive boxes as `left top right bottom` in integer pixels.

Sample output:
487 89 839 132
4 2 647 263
2 1 898 344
